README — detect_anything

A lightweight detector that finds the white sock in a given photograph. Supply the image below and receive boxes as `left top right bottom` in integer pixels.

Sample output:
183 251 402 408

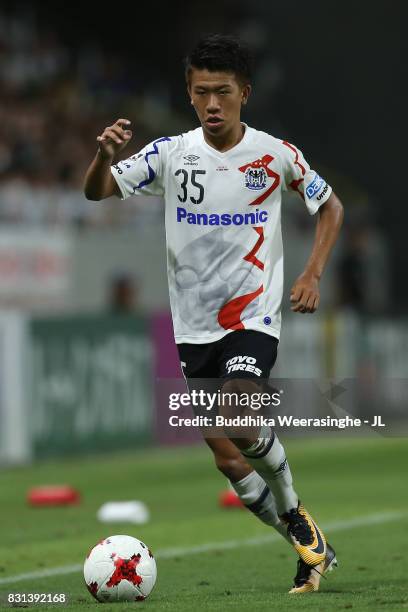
242 429 298 515
230 471 290 543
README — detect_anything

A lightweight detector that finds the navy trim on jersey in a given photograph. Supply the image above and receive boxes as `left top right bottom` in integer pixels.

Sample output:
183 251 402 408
134 137 171 191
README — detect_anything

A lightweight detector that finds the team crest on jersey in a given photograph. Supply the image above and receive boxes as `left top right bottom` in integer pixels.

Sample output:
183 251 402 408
244 166 267 190
238 155 280 206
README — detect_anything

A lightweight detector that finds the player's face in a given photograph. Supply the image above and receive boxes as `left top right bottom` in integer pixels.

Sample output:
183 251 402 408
188 69 251 139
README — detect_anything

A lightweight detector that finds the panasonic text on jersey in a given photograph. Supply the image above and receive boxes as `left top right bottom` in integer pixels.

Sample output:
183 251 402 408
176 207 268 226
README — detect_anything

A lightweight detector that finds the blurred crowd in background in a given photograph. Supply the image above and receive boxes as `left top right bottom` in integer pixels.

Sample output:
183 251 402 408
0 6 177 228
0 2 401 315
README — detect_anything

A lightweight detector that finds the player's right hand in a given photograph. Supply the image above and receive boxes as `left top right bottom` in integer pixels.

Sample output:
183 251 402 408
97 119 133 159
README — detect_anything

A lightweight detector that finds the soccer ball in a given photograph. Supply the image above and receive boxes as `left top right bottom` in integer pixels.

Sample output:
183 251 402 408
84 535 157 602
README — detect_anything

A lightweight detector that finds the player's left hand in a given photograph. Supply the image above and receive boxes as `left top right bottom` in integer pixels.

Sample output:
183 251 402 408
290 273 320 313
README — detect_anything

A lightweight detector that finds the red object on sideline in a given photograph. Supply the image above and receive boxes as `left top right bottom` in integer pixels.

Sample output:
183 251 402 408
219 490 244 508
27 486 80 506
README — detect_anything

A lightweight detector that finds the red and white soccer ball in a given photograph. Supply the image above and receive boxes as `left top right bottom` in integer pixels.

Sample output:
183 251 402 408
84 535 157 603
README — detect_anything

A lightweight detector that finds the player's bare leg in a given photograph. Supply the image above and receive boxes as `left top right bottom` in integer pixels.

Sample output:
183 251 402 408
220 378 329 569
204 437 290 541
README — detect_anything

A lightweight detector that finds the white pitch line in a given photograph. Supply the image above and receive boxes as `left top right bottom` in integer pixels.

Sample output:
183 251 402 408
0 510 406 586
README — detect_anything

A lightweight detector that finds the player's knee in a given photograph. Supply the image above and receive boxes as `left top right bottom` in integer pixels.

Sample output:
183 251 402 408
221 377 261 407
220 378 250 416
221 378 253 396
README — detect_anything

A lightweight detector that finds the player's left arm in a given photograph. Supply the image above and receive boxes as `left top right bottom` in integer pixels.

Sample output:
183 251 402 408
290 191 344 313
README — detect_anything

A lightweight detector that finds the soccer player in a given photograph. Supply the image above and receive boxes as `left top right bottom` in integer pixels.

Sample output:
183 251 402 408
84 34 344 594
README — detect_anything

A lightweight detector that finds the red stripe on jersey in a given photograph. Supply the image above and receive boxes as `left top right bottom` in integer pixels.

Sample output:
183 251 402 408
218 285 264 330
282 141 306 176
244 227 264 270
289 178 305 200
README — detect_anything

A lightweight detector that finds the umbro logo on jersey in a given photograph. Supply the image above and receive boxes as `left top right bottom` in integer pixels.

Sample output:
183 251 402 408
183 155 200 166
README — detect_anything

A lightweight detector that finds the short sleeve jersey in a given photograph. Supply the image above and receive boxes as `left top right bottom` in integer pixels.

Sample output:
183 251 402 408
111 124 332 344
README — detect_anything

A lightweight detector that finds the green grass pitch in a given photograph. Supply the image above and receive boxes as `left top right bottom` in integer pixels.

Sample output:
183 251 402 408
0 436 407 611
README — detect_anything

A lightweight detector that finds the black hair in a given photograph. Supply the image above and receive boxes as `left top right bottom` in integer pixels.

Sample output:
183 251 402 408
184 34 252 85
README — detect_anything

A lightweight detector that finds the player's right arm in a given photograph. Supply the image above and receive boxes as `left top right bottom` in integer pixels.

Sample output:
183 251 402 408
84 119 133 200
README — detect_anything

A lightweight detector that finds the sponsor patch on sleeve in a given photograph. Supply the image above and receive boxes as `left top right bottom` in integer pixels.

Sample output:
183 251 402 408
305 173 327 199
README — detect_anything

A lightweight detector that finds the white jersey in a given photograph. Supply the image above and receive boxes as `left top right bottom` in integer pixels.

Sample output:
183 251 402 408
111 124 332 344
